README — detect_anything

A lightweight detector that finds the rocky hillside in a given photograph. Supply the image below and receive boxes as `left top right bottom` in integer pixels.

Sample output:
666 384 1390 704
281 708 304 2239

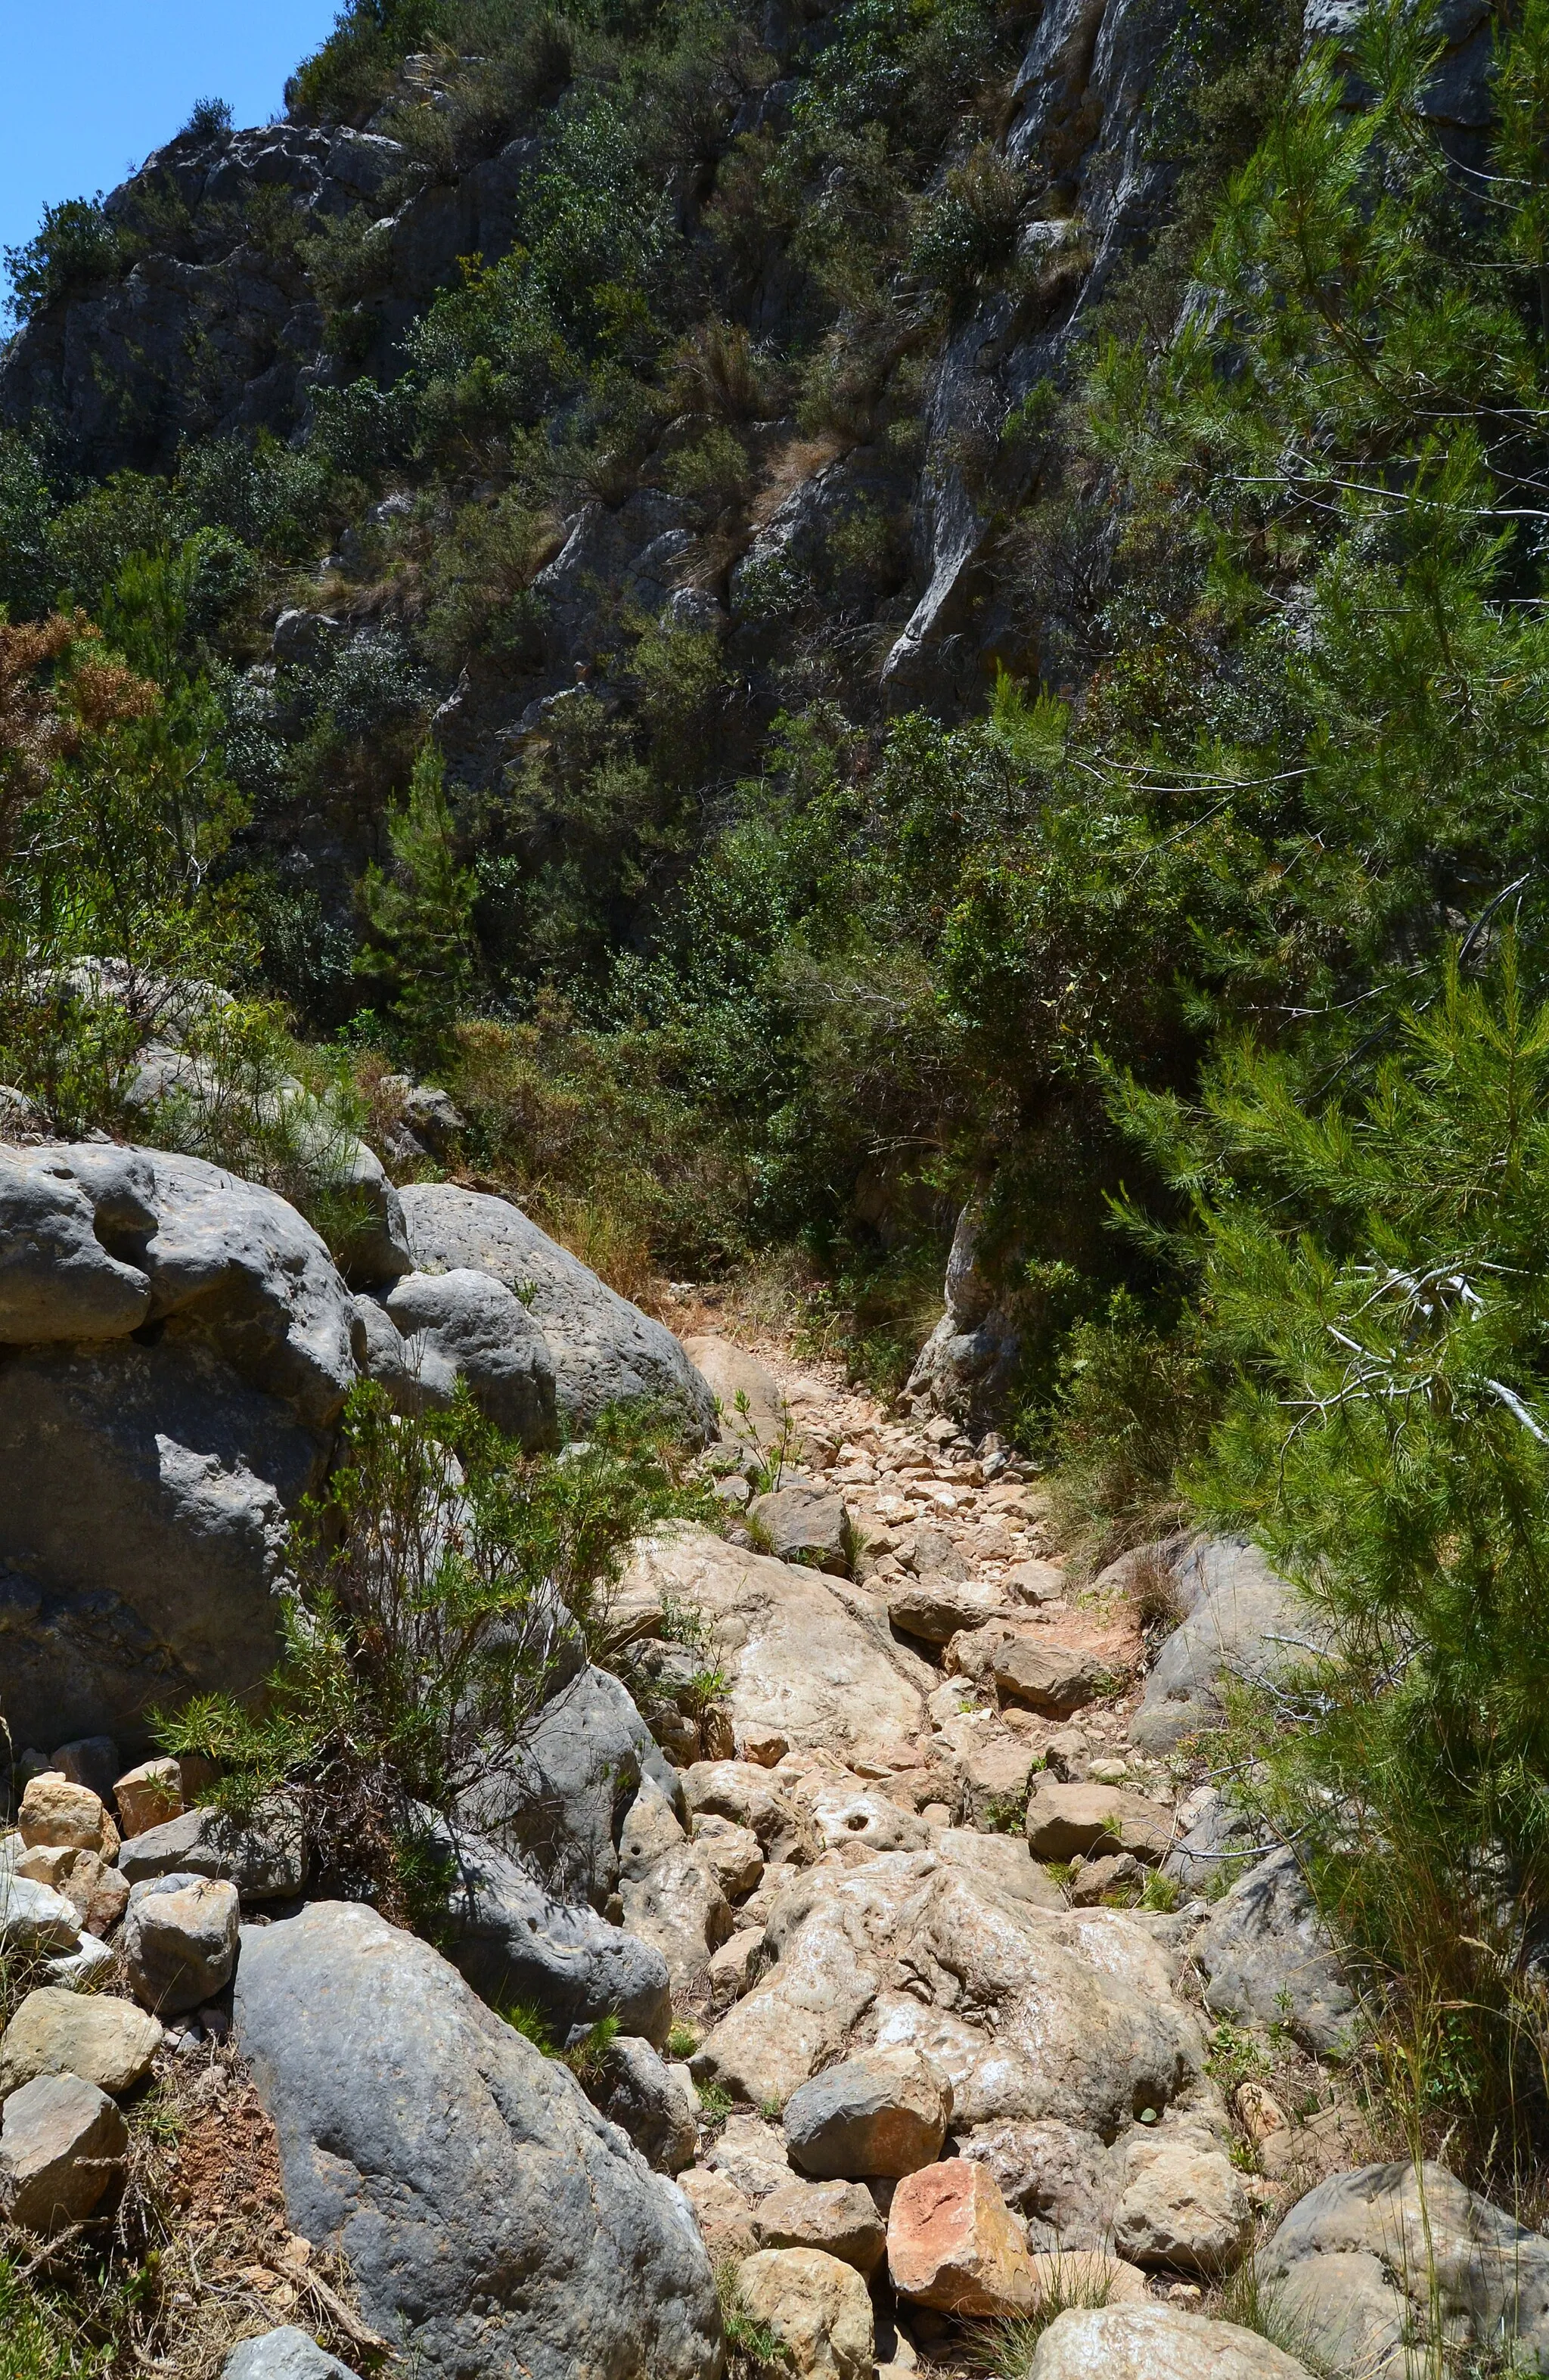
7 1119 1549 2380
5 2 1549 2374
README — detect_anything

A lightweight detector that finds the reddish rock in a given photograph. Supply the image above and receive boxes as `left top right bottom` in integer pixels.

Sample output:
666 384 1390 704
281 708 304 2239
886 2158 1037 2317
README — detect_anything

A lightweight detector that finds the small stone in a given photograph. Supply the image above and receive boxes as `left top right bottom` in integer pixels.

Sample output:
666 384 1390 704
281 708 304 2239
737 1725 790 1767
753 2178 888 2276
706 1928 764 2012
749 1483 851 1575
222 2326 362 2380
20 1776 118 1859
50 1738 122 1804
784 2047 951 2180
113 1759 184 1839
43 1932 116 1989
691 1814 764 1900
1088 1757 1131 1785
887 1577 1003 1644
1003 1559 1068 1605
123 1873 239 2015
948 1625 1105 1716
61 1851 129 1938
1113 2130 1254 2276
0 1985 163 2095
0 2071 128 2230
735 2248 874 2380
15 1845 76 1888
680 2163 757 2255
1068 1851 1141 1904
706 2112 793 2201
1042 1730 1089 1782
0 1873 81 1954
886 2158 1037 2317
1024 1779 1173 1863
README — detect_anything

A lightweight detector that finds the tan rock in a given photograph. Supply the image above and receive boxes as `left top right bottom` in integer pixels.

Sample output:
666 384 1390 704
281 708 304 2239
618 1528 933 1764
1029 2248 1150 2307
736 2248 874 2380
1030 2303 1318 2378
15 1844 76 1889
934 1826 1065 1910
1025 1779 1174 1863
684 1761 820 1866
1236 2082 1290 2147
122 1874 238 2015
888 1577 1007 1645
808 1782 930 1858
691 1814 765 1900
683 1336 787 1449
62 1852 129 1940
887 2158 1037 2316
18 1776 117 1859
692 1848 1202 2136
754 2178 887 2276
0 2071 128 2230
706 2112 793 2201
1113 2130 1254 2276
706 1928 765 2013
678 2162 756 2255
0 1984 163 2096
1004 1559 1068 1605
948 1624 1106 1716
737 1725 790 1767
113 1758 183 1839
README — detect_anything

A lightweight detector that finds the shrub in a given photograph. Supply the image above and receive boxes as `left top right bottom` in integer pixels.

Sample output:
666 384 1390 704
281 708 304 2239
182 95 234 139
157 1382 711 1913
3 196 123 324
1128 951 1549 2180
359 742 479 1060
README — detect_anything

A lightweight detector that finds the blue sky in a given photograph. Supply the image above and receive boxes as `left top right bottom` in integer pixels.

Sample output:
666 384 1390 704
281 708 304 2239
1 2 344 303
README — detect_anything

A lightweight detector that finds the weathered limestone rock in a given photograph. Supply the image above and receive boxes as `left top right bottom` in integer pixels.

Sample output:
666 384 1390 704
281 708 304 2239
693 1849 1201 2144
735 2248 874 2380
113 1759 184 1838
618 1789 734 1991
0 2071 128 2229
706 2112 794 2201
235 1901 720 2380
1194 1849 1357 2059
934 1825 1065 1910
679 2161 757 2254
426 1818 672 2045
753 2178 888 2276
0 1870 82 1954
1262 2159 1549 2378
691 1812 765 1899
123 1873 240 2015
479 1664 681 1909
1029 2304 1318 2378
749 1483 851 1574
619 1531 934 1766
1024 1778 1174 1863
399 1182 716 1438
1113 2128 1254 2276
0 1147 359 1752
117 1799 305 1901
360 1267 559 1448
19 1776 118 1858
808 1782 931 1859
888 1576 1005 1643
887 2158 1037 2316
681 1336 788 1448
784 2047 951 2179
594 2035 699 2173
223 2329 360 2380
948 1624 1106 1716
1130 1538 1307 1754
959 2118 1119 2251
0 1985 163 2096
682 1761 820 1866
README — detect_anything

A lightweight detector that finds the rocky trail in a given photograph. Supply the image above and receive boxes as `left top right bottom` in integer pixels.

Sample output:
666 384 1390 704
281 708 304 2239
3 1137 1547 2380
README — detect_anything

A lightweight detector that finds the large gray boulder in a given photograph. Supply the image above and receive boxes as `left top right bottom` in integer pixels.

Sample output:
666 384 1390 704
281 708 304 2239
1130 1538 1307 1752
1262 2160 1549 2378
0 1144 359 1752
427 1819 672 2045
472 1664 684 1908
1194 1848 1357 2059
398 1182 716 1439
234 1900 722 2380
356 1266 560 1448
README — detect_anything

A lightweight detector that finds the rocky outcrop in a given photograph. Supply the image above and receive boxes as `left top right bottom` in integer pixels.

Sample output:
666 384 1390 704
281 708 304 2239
1194 1848 1357 2059
1131 1537 1308 1752
234 1899 722 2380
617 1528 936 1767
399 1182 716 1438
691 1842 1204 2139
0 1143 358 1752
1262 2159 1549 2378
